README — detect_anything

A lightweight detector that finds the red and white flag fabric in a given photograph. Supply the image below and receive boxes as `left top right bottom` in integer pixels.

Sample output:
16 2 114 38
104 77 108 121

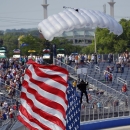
17 60 68 130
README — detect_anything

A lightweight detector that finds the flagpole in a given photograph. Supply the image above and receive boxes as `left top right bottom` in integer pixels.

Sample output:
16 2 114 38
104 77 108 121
53 44 56 65
94 33 98 64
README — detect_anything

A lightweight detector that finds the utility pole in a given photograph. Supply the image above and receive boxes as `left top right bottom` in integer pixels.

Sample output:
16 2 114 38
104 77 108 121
42 0 49 19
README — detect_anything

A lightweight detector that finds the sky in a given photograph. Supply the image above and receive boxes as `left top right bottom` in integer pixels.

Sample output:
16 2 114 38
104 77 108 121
0 0 129 31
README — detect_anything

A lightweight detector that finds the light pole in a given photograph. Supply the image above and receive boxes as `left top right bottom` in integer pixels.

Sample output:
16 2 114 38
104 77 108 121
53 44 56 65
94 33 98 64
94 33 97 53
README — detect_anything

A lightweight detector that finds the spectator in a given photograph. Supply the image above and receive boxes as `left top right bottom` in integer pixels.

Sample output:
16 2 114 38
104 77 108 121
104 71 109 82
97 102 102 112
9 108 15 123
121 84 127 93
121 62 124 73
72 80 77 88
116 62 121 73
108 73 112 82
2 111 7 120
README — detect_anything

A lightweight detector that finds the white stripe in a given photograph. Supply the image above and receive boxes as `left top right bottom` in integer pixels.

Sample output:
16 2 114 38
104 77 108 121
21 87 66 125
23 74 67 110
39 68 67 81
19 103 63 130
19 111 43 130
28 65 67 92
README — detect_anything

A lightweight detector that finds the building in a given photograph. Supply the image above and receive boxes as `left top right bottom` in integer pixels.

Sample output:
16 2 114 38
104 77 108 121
58 27 95 46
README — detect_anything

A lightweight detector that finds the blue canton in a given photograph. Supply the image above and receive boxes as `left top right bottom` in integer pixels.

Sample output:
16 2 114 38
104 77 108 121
66 83 81 130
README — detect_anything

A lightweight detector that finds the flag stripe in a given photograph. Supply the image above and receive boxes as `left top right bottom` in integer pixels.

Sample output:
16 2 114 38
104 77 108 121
28 65 67 93
17 116 38 130
36 67 68 87
20 89 66 128
31 63 68 76
20 97 65 126
23 72 67 106
22 76 66 117
23 73 68 105
27 60 68 76
18 110 50 130
19 101 64 130
39 68 68 81
21 86 65 122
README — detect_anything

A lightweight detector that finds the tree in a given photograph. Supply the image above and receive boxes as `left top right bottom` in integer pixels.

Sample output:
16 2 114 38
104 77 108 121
20 34 45 56
114 40 128 53
81 19 130 54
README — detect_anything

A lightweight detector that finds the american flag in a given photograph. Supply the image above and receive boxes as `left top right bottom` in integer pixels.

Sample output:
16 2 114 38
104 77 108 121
18 60 81 130
17 60 69 130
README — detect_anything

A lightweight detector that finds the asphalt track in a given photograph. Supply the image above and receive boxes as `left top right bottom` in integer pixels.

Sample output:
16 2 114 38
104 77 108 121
101 125 130 130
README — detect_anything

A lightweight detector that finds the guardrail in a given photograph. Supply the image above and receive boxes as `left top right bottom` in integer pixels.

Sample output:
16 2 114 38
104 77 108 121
80 94 130 122
85 75 128 100
54 58 77 75
54 58 130 122
54 58 127 99
117 77 127 85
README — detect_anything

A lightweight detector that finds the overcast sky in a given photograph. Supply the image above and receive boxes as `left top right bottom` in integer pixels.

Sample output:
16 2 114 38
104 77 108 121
0 0 129 30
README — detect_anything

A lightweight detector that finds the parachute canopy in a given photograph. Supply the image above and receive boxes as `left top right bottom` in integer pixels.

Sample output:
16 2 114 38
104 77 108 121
38 8 123 41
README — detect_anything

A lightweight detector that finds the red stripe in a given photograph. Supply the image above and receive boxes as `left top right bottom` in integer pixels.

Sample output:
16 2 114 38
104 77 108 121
27 60 68 76
21 83 66 118
38 65 68 76
34 66 68 87
25 69 68 105
17 116 38 130
20 93 65 130
18 106 52 130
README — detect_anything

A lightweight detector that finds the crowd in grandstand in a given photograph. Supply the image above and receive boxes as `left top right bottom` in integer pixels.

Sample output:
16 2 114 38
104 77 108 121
0 51 129 125
57 50 130 64
0 56 44 124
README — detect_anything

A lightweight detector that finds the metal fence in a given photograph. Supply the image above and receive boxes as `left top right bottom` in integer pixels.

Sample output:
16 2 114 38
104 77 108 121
99 54 119 62
80 95 130 122
85 75 128 100
54 57 130 122
54 58 127 99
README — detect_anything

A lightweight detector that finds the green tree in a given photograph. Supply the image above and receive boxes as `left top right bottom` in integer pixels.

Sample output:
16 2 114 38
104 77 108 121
81 19 130 54
20 35 45 56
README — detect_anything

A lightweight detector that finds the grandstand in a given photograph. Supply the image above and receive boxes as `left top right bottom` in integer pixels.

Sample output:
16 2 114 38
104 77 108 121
54 56 130 128
0 55 130 130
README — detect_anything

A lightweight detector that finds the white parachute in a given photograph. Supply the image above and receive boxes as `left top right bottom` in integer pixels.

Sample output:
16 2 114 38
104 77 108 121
38 8 123 41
